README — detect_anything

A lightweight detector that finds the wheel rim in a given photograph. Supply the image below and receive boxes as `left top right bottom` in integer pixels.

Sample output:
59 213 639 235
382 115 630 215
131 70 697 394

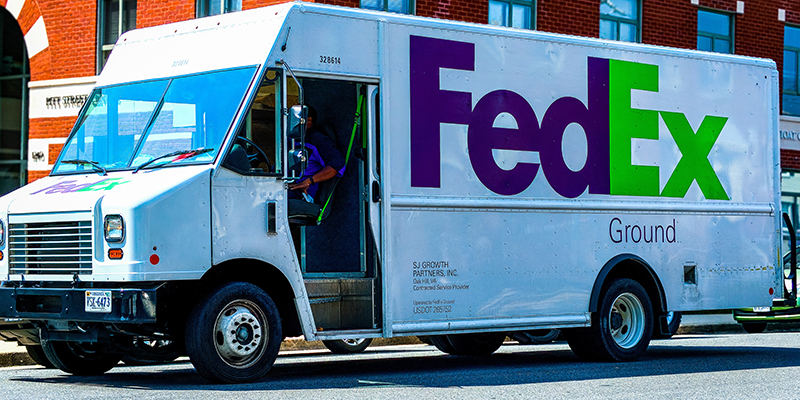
213 299 268 368
342 338 366 346
608 292 645 349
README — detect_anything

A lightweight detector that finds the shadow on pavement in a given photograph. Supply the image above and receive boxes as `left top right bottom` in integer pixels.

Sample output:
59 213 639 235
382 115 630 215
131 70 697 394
9 339 800 392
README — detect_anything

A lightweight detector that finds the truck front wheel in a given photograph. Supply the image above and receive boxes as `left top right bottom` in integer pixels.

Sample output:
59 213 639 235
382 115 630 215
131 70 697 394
41 340 121 375
565 278 653 362
185 282 282 383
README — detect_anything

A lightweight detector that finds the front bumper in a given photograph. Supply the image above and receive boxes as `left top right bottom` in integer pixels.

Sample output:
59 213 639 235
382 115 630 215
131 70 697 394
0 286 159 324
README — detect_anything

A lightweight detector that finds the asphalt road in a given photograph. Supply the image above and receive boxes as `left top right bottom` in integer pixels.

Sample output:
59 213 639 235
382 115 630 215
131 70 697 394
1 333 799 399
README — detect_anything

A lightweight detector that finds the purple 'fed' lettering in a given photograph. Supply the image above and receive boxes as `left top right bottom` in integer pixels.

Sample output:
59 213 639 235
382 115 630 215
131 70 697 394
409 35 474 189
409 35 612 198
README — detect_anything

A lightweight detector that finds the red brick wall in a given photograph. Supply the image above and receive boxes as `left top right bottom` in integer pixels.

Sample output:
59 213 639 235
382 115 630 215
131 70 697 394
538 0 597 37
416 0 486 23
137 0 195 29
47 143 62 165
783 149 800 171
29 117 76 139
734 0 782 63
38 0 97 80
642 1 696 49
28 171 49 183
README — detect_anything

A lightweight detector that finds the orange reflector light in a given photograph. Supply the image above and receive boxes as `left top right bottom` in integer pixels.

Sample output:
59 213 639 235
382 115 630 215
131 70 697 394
108 249 123 259
0 250 4 261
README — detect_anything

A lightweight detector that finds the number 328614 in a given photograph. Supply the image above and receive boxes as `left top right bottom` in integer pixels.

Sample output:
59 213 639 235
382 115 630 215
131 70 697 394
320 56 341 65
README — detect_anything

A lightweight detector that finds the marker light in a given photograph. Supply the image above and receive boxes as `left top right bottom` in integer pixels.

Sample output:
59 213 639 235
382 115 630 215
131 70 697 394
108 249 123 260
104 215 124 243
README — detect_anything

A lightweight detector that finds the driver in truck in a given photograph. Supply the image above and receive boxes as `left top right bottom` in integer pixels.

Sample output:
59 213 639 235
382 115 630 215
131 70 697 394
287 105 345 210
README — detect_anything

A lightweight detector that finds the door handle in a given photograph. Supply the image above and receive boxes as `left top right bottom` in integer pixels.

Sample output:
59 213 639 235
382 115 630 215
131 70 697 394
371 181 381 203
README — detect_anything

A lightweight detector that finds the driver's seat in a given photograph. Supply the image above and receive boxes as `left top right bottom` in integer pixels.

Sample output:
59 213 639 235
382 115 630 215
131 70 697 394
287 176 339 225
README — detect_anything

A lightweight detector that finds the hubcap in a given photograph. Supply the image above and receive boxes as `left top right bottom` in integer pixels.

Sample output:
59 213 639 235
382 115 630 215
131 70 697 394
608 292 645 349
342 338 366 346
214 299 268 368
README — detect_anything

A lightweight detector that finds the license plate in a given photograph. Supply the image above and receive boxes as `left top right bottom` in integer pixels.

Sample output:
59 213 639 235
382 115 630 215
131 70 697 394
85 291 112 313
753 306 771 313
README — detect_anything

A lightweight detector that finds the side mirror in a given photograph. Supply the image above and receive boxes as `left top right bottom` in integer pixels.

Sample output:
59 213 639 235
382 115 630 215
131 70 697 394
286 105 307 179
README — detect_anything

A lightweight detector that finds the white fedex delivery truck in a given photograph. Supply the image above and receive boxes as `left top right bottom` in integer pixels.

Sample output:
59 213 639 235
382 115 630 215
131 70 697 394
0 2 781 383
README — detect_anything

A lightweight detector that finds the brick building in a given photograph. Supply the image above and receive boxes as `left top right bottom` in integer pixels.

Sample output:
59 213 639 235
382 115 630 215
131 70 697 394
0 0 799 212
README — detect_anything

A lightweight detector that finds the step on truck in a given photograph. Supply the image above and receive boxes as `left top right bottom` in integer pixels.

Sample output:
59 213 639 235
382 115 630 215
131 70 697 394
0 2 781 383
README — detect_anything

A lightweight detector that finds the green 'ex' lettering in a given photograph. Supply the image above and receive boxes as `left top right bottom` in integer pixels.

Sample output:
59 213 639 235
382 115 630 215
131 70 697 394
609 59 728 200
609 59 660 197
76 177 129 192
659 112 729 200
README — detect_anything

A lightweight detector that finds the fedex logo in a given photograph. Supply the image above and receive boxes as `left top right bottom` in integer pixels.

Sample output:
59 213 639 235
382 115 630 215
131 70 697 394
409 35 729 200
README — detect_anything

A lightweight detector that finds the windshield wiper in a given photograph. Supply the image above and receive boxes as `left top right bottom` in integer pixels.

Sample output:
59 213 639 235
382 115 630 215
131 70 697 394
133 148 214 173
61 159 108 176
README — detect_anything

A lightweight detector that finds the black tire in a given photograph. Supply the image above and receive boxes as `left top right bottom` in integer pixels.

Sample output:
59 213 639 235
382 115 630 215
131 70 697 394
185 282 282 383
652 311 682 339
25 345 54 368
41 340 122 375
417 335 433 345
511 329 561 345
565 278 654 362
429 335 462 355
447 332 506 355
742 322 767 334
322 338 373 354
561 327 600 360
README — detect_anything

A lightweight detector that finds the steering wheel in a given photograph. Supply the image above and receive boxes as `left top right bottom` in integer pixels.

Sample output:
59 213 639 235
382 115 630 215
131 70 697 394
235 136 272 171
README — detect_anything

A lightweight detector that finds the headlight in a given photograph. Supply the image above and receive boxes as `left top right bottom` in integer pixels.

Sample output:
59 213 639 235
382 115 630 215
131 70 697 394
0 219 5 246
104 215 124 243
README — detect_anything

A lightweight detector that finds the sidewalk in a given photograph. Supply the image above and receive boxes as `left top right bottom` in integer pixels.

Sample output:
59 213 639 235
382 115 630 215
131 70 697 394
0 313 794 369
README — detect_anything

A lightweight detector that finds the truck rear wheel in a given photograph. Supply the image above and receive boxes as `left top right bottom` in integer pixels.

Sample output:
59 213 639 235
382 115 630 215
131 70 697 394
431 333 505 356
742 322 767 333
41 340 121 375
185 282 282 383
322 338 373 354
565 278 653 362
429 335 462 355
447 332 506 355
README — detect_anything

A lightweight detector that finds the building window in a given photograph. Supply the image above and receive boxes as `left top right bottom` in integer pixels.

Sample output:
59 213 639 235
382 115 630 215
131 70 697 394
488 0 535 30
98 0 136 73
360 0 413 14
600 0 639 42
197 0 241 18
784 26 800 116
697 9 733 54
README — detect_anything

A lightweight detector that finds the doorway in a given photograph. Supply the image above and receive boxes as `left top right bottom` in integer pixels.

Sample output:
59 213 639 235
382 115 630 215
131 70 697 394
0 7 28 195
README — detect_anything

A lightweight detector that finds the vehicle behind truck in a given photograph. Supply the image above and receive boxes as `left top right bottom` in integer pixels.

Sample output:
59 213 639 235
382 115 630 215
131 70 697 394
0 2 781 383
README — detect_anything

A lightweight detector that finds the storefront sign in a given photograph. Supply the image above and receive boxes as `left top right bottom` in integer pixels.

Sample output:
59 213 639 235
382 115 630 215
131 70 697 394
781 117 800 152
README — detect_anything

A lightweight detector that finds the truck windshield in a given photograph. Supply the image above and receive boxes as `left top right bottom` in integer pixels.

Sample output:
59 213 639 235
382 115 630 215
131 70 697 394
52 67 257 175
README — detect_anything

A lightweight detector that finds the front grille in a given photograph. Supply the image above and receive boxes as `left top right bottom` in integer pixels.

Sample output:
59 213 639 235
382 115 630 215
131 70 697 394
8 219 93 275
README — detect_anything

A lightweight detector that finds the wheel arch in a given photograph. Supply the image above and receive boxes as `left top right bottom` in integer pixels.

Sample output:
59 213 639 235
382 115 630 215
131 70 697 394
200 259 303 337
589 254 667 315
